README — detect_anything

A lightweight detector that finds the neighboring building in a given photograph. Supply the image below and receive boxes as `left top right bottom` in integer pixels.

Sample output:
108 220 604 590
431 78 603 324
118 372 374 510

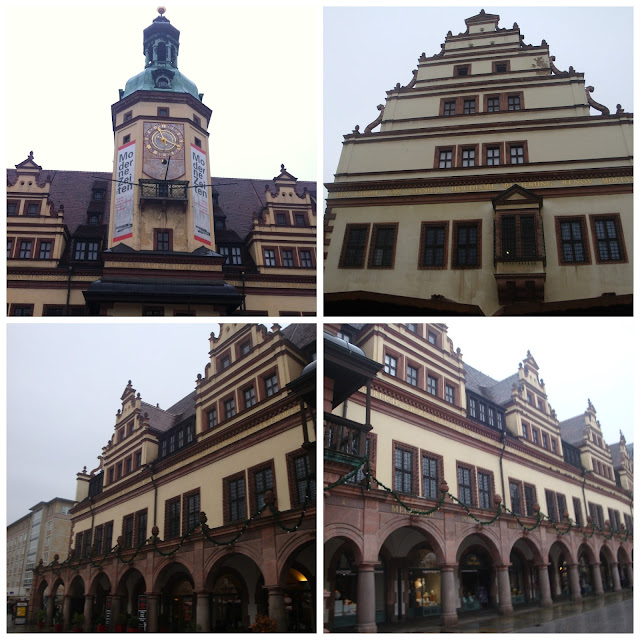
7 498 74 604
30 324 316 632
7 10 316 317
323 323 633 632
324 10 632 316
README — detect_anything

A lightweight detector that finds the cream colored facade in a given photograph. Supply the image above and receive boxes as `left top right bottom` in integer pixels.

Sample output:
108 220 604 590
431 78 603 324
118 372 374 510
324 11 632 315
30 324 316 632
323 323 632 632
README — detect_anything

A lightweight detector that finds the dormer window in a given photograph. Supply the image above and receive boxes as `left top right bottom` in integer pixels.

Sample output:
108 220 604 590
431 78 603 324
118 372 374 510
93 190 104 201
88 214 100 225
157 77 170 88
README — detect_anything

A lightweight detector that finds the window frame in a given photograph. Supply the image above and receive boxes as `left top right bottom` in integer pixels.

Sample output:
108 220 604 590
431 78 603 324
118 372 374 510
249 460 276 513
286 450 316 508
483 142 503 166
154 228 173 252
37 240 53 260
419 221 449 270
555 216 591 265
457 462 476 507
393 442 419 495
367 223 399 269
452 220 481 269
165 497 181 539
224 471 247 523
477 468 494 510
421 450 443 500
339 223 370 269
589 213 627 264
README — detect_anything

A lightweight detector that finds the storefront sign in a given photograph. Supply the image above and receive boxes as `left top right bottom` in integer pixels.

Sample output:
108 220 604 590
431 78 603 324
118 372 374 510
191 144 211 245
113 141 136 242
15 601 28 625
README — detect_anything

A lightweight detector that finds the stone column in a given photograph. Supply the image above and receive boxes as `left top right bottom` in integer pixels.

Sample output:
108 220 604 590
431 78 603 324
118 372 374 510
62 595 72 631
45 595 55 626
109 595 121 632
537 564 553 607
83 594 93 632
567 564 582 602
496 566 513 615
440 566 458 628
323 589 331 632
266 585 287 632
355 562 377 633
146 593 160 633
195 591 210 632
591 562 604 595
611 562 622 592
624 563 633 588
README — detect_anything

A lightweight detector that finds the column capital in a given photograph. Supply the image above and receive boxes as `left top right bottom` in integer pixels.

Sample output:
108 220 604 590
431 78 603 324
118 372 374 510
145 592 161 599
440 563 458 572
355 561 377 571
263 584 285 594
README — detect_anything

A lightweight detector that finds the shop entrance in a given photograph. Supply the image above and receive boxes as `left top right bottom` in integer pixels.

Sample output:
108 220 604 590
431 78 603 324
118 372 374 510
212 574 244 632
407 548 441 617
460 551 491 611
167 578 195 632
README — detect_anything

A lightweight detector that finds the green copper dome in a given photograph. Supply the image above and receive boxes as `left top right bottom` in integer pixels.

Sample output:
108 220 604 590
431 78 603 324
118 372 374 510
120 9 202 101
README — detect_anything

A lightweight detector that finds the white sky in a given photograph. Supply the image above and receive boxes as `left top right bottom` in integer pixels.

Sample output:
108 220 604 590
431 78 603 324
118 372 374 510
5 322 295 524
324 6 634 185
4 4 318 181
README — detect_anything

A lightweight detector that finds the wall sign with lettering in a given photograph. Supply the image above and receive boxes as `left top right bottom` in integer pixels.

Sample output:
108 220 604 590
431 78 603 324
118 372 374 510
113 141 136 243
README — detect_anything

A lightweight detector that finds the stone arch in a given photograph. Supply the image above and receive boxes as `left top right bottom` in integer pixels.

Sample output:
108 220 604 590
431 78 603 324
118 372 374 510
153 561 196 632
324 523 365 561
152 558 196 593
508 535 543 605
34 577 49 612
115 567 146 619
376 516 446 564
547 540 572 599
204 551 266 632
277 538 315 632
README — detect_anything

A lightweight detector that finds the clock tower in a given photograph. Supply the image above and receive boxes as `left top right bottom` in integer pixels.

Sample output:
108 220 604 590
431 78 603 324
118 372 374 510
85 8 242 315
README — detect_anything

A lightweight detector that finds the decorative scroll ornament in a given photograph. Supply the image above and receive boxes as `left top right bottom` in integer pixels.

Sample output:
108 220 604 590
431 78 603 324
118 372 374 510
364 104 385 133
394 69 418 91
585 86 610 115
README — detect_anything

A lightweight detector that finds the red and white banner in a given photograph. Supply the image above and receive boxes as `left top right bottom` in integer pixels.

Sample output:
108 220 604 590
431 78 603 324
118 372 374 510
113 141 136 243
191 143 211 245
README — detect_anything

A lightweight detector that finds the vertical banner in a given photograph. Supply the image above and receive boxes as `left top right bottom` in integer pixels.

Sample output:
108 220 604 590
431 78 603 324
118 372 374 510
138 594 147 631
113 140 136 243
191 143 212 245
105 596 111 629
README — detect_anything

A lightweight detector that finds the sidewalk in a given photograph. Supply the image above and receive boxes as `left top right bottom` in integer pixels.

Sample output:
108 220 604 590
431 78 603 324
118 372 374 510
374 589 632 633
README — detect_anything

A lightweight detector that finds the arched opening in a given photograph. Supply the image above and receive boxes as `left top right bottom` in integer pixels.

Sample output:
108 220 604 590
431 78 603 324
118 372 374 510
280 540 315 631
407 546 441 617
459 547 493 610
617 546 631 588
68 576 86 620
205 552 264 632
156 41 167 62
324 536 362 630
35 579 49 613
508 539 540 605
599 548 614 592
116 568 146 629
152 562 195 632
89 573 111 628
547 541 570 600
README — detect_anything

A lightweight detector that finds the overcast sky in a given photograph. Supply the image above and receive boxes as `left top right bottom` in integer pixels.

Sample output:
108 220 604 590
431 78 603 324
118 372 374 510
5 322 295 524
5 4 318 181
324 6 634 185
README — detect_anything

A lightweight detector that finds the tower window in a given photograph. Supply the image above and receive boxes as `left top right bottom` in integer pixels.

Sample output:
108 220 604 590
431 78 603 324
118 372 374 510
193 115 201 127
194 137 202 148
123 134 131 144
157 42 167 61
155 229 172 251
157 107 170 117
124 111 133 122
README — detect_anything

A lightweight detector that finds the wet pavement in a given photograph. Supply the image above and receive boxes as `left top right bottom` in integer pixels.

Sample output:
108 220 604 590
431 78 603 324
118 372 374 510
374 590 633 633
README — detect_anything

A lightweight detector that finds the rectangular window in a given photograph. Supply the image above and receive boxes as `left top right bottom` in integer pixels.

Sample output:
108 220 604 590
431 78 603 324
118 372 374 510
556 494 567 521
487 96 500 112
422 455 439 499
224 397 236 419
19 241 32 259
427 375 437 396
94 526 103 556
369 225 397 268
167 498 181 539
478 471 491 509
407 364 418 387
243 386 256 409
156 230 170 251
457 465 473 506
468 397 477 418
282 249 294 267
559 219 587 263
300 250 313 268
254 467 274 510
7 201 19 215
104 522 113 553
551 438 557 453
463 99 476 114
394 447 414 494
532 429 539 445
293 454 316 505
26 203 40 216
488 407 495 427
486 146 500 166
445 384 455 404
428 331 437 346
264 373 279 397
443 101 456 116
228 476 246 521
123 515 134 549
454 222 479 267
7 239 12 258
420 223 447 267
125 457 132 474
384 354 397 376
461 148 475 167
522 422 529 439
456 65 469 76
340 225 369 268
510 145 525 164
592 216 624 262
276 212 288 225
136 511 147 547
542 433 549 449
294 213 307 226
495 62 508 73
439 149 453 169
240 340 251 355
510 481 523 515
479 402 486 422
185 492 200 531
545 490 557 522
158 107 169 117
264 249 276 266
524 485 536 516
135 451 142 468
508 95 521 110
595 505 604 528
38 242 52 259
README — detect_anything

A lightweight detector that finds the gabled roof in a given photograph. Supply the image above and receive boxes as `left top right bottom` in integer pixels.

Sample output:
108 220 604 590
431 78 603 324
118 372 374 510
463 362 518 407
558 414 586 446
283 323 316 351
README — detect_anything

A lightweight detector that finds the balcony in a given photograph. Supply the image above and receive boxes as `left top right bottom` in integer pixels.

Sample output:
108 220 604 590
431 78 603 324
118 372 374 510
139 179 188 210
324 412 370 464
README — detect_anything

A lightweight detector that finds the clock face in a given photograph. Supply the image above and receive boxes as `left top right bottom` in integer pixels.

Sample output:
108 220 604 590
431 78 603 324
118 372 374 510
144 123 185 158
